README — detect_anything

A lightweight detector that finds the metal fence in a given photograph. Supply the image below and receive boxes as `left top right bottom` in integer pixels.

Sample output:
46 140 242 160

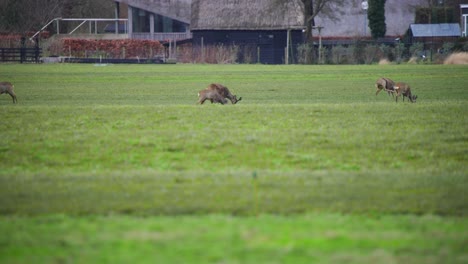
0 37 42 63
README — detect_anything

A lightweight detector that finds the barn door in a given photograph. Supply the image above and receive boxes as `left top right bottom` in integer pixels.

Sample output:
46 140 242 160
257 33 274 64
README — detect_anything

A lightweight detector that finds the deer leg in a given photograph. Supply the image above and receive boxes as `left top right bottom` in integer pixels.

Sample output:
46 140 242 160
7 91 17 104
376 88 382 96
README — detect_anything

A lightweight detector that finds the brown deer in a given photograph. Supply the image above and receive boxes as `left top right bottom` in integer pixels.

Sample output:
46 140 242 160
198 89 228 104
0 82 17 103
375 77 395 97
394 82 417 103
206 83 242 104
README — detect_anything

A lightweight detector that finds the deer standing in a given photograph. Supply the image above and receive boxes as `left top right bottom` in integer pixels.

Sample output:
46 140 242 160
375 77 395 97
0 82 17 103
394 82 417 103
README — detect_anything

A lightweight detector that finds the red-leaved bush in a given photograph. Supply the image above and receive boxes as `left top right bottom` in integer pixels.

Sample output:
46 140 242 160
60 39 164 59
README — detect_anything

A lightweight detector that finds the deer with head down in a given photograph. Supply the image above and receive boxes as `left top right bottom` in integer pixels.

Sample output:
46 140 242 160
0 82 17 104
394 82 417 103
197 89 228 104
206 83 242 104
375 77 395 97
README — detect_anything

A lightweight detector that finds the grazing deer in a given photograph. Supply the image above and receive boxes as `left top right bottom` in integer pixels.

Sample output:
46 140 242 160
206 83 242 104
198 89 228 104
375 77 395 97
394 82 417 103
0 82 17 103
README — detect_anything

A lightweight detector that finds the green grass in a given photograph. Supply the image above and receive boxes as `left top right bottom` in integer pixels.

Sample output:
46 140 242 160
0 63 467 263
1 214 467 264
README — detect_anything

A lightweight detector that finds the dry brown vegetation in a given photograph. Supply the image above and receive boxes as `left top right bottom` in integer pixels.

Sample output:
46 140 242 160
443 52 468 65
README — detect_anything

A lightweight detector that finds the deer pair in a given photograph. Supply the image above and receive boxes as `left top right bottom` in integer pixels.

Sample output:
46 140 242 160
375 77 417 103
198 83 242 105
0 82 17 104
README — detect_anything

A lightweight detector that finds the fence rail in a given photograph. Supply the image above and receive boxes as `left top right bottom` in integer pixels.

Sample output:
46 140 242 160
131 32 192 41
0 47 42 63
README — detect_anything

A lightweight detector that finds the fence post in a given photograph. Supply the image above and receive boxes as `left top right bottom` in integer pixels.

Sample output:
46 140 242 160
34 37 40 63
201 37 205 63
20 37 26 63
257 46 260 63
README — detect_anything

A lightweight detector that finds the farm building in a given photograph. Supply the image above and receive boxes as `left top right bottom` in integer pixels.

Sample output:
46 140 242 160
462 4 468 36
114 0 304 64
409 23 461 42
109 0 466 63
114 0 435 41
314 0 428 39
408 23 461 56
190 0 304 64
114 0 192 41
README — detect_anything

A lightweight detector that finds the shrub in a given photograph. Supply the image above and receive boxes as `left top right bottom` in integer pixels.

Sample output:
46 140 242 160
214 44 239 64
329 45 347 64
352 41 366 64
296 43 313 64
441 42 455 54
190 44 240 64
363 44 380 64
409 42 424 57
368 0 386 39
379 44 392 61
57 39 164 59
394 42 405 63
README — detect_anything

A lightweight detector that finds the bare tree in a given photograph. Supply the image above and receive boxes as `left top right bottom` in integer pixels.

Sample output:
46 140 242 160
300 0 345 42
0 0 62 33
296 0 345 63
269 0 345 63
0 0 114 34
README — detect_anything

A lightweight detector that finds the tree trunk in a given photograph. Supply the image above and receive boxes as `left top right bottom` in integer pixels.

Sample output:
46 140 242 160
303 0 315 63
304 0 313 41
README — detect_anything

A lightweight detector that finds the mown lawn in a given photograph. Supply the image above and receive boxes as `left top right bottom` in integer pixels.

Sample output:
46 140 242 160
0 63 467 263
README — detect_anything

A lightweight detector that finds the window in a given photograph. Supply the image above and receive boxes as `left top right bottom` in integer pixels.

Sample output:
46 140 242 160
132 8 150 33
154 14 187 33
131 6 187 33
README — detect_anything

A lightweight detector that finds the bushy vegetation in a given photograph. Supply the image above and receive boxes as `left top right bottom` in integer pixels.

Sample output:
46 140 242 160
367 0 387 39
46 38 164 59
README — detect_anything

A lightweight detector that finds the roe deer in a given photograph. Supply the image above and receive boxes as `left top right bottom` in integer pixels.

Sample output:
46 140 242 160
198 89 228 104
206 83 242 104
375 77 395 97
0 82 17 103
394 82 417 103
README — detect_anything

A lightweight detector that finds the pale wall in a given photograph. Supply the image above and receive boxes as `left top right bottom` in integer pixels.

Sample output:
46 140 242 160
315 0 427 37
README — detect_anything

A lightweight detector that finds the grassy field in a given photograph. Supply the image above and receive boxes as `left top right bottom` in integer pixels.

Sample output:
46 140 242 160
0 63 467 263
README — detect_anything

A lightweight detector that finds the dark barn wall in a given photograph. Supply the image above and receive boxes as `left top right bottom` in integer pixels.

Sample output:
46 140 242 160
192 30 303 64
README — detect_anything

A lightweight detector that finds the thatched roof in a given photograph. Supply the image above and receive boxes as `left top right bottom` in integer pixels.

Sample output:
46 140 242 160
191 0 305 30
